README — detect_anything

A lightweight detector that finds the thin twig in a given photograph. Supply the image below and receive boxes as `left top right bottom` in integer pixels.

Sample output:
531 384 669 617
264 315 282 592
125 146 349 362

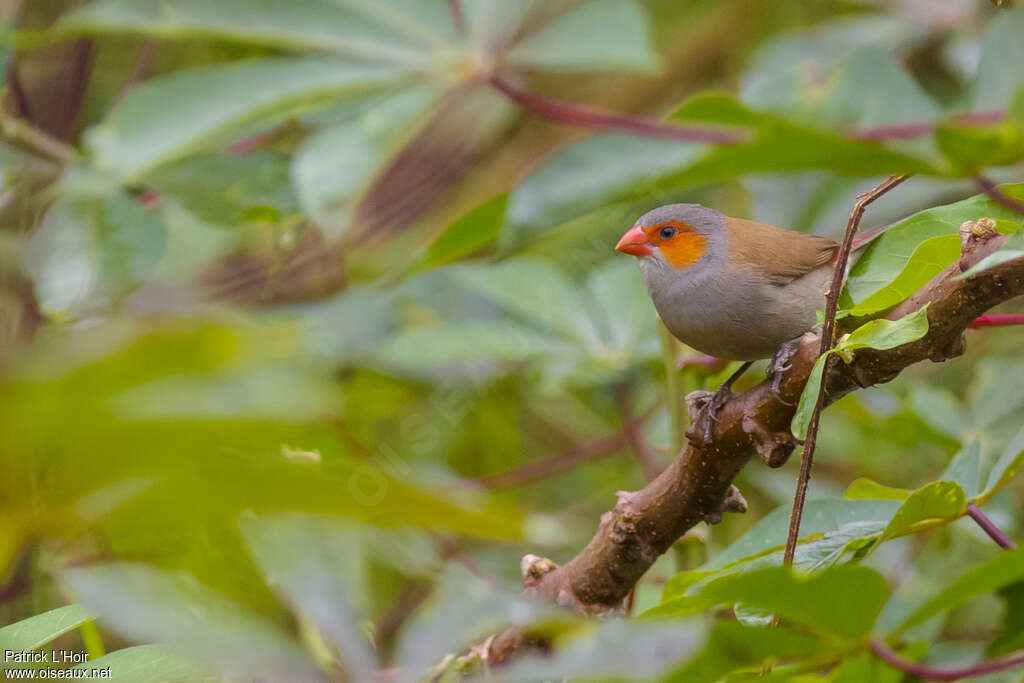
446 0 465 34
782 174 911 566
468 405 656 489
965 503 1018 549
116 40 156 103
974 176 1024 216
488 76 745 144
969 314 1024 329
871 640 1024 681
614 385 661 481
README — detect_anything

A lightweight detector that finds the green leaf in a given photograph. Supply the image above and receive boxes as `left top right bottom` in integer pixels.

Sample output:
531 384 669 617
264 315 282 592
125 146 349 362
696 565 888 639
795 303 929 440
936 119 1024 174
830 651 904 683
57 0 448 65
990 580 1024 656
893 547 1024 634
909 385 965 439
292 86 440 239
451 259 602 346
23 199 99 316
662 621 824 683
847 236 960 316
503 134 705 245
75 645 214 681
791 352 828 440
64 564 323 682
939 441 983 499
374 319 568 369
971 8 1024 110
846 184 1024 303
666 94 935 185
85 58 411 179
241 515 376 680
957 225 1024 280
877 481 966 545
844 478 911 501
0 605 94 652
838 306 930 353
410 194 507 273
505 0 658 72
700 498 901 573
146 151 299 227
976 425 1024 504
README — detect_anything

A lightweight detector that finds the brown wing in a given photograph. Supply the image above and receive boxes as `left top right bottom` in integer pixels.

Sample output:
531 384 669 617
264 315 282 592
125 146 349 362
724 217 838 286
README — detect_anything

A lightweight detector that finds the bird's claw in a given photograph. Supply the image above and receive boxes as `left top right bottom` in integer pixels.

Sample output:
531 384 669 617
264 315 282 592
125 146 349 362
766 338 801 404
686 385 733 445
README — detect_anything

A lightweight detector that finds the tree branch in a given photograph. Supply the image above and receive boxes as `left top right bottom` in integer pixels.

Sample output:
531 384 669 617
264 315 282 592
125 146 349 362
514 217 1024 615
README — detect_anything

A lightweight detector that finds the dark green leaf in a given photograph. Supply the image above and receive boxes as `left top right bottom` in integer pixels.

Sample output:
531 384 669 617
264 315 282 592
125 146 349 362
971 8 1024 110
893 547 1024 634
662 621 824 683
989 580 1024 656
696 565 887 639
410 194 507 273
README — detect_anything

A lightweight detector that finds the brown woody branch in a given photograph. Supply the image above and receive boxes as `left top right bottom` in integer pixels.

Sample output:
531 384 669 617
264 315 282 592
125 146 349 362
512 221 1024 617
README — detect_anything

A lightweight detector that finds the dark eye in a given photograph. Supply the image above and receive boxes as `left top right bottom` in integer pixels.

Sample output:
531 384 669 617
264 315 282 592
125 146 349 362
658 226 678 240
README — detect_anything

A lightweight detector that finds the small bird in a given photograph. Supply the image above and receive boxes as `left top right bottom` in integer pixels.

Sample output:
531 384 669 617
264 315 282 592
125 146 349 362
615 203 848 441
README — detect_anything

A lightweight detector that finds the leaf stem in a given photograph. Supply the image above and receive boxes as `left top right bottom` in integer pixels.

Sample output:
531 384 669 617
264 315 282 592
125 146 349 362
974 176 1024 215
965 502 1018 549
969 314 1024 329
783 174 911 566
488 75 744 144
0 110 78 164
871 640 1024 681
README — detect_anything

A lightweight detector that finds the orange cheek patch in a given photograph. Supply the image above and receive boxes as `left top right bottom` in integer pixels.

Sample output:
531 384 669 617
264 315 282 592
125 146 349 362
644 222 707 270
659 233 707 269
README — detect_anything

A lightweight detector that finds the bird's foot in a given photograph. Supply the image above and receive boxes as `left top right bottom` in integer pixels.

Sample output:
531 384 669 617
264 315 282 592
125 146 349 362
766 337 801 404
685 384 734 446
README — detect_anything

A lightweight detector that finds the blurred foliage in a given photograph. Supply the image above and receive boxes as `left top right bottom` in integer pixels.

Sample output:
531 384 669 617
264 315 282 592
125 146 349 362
2 0 1024 681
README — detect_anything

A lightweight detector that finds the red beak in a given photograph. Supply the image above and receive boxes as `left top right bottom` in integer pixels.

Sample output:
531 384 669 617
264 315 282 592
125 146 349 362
615 226 653 257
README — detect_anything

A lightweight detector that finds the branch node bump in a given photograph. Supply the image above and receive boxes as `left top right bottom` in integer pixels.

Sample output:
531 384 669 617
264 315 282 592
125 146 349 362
742 415 797 467
521 554 558 587
703 485 748 525
960 216 1000 268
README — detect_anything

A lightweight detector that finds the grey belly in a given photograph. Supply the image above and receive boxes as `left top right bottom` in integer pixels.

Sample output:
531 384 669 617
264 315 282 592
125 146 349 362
652 273 825 361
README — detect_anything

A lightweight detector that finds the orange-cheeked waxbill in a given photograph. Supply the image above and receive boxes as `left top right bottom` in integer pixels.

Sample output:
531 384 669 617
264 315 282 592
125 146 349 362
615 203 839 361
615 204 848 440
